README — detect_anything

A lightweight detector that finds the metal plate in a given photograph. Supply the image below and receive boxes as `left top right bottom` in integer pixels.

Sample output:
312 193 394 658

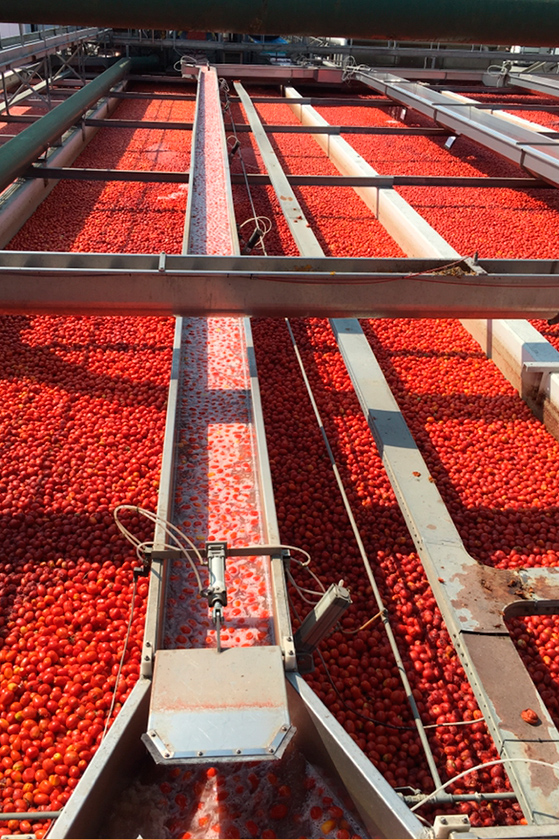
145 647 293 762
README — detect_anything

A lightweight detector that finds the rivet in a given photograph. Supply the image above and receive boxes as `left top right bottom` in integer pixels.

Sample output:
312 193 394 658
197 750 204 757
163 752 171 758
235 749 242 755
267 747 275 754
281 725 288 731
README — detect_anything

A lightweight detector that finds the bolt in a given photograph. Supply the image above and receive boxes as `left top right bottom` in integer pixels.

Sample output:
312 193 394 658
163 752 171 758
286 636 292 642
144 655 150 661
235 749 242 755
197 750 204 757
441 818 447 825
281 725 288 731
267 747 275 754
288 650 294 655
145 641 151 647
149 730 156 737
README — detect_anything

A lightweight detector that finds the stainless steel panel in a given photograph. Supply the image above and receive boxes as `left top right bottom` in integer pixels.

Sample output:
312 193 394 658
146 647 293 761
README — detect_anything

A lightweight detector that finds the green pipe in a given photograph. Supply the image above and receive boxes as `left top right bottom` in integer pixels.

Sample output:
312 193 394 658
0 57 131 196
0 0 559 45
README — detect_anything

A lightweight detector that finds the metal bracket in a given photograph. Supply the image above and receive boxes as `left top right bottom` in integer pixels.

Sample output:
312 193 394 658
294 581 352 673
433 815 471 839
522 361 559 397
282 634 297 671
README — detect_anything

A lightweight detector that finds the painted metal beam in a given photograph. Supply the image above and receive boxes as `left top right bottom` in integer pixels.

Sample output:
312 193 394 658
6 0 559 46
23 166 549 189
0 58 131 196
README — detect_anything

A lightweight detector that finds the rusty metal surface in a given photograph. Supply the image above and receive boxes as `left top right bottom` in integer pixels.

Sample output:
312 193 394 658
331 318 559 826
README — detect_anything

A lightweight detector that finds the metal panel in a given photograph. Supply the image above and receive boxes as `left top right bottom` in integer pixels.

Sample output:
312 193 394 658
145 647 292 761
0 252 558 317
48 679 151 839
140 317 183 678
243 318 295 669
330 318 559 824
508 72 559 101
286 673 428 839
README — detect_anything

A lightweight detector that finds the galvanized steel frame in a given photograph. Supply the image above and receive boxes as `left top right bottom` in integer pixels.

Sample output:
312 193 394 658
0 252 558 318
0 26 106 72
356 70 559 187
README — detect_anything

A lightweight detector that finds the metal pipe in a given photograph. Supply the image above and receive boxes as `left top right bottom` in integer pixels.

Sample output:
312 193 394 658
2 0 559 46
0 811 61 820
0 58 130 196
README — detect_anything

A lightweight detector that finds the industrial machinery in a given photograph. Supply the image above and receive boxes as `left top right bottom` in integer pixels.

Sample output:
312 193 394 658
0 5 558 840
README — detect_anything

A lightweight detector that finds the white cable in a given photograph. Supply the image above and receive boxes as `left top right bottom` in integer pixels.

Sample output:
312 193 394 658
238 215 273 235
101 576 138 742
242 542 312 567
287 569 322 605
410 758 559 811
113 505 204 593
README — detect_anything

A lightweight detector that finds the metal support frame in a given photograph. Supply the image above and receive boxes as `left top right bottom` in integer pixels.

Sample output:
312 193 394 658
0 58 131 196
0 27 106 73
22 165 551 189
240 74 559 825
356 69 559 188
0 252 557 318
284 85 458 260
522 361 559 398
331 319 559 824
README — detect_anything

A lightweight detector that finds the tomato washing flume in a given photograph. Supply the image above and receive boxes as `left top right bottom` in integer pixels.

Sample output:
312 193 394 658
0 75 559 836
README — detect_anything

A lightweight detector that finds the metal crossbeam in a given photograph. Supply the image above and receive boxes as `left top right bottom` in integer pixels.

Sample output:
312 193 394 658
107 90 197 101
356 71 559 187
82 118 451 136
23 166 549 189
0 252 556 318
